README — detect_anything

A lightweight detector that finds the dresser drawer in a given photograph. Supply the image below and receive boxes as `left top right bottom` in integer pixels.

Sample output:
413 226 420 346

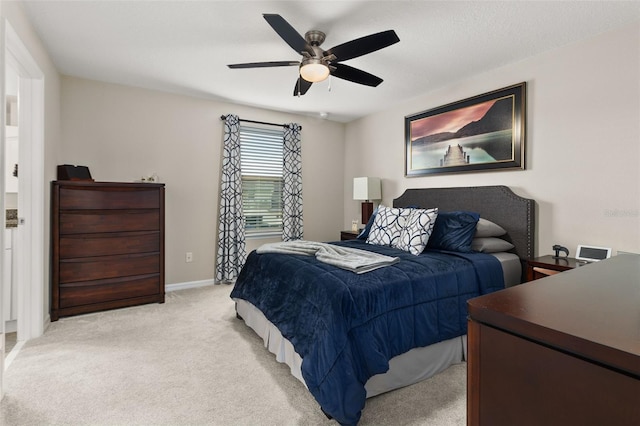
59 253 160 283
59 231 160 259
59 211 160 234
59 274 160 308
59 186 160 210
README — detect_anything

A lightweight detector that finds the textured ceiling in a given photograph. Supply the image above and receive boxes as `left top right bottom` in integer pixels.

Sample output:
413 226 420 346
21 1 640 122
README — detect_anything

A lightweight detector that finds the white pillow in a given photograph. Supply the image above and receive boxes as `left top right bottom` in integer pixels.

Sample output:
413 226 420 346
366 205 412 247
394 208 439 255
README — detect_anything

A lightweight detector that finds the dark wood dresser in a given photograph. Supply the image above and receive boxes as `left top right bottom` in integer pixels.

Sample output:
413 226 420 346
51 181 165 321
467 254 640 425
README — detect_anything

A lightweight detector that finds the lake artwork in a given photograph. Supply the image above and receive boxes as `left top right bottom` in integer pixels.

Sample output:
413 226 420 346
405 83 525 176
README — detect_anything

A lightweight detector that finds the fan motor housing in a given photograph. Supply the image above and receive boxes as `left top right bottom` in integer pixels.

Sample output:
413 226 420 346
305 30 326 46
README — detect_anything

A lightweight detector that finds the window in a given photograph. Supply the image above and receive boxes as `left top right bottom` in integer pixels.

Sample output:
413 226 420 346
240 126 284 237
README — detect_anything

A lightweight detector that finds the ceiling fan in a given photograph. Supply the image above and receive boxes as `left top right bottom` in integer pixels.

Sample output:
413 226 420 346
228 14 400 96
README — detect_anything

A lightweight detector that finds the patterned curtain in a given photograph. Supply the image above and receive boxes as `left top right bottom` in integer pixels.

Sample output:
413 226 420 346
282 123 303 241
215 115 246 283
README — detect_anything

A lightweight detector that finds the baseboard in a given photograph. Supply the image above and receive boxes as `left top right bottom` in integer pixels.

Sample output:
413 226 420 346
165 279 215 292
43 315 51 334
4 340 26 370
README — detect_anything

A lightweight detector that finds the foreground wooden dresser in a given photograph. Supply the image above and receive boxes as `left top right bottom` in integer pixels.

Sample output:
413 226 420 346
51 181 165 321
467 255 640 426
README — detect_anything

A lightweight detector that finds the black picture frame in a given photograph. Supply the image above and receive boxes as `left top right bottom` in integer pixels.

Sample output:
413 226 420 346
405 82 526 177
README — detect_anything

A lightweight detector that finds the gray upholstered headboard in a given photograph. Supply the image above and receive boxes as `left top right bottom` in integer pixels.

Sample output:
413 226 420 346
393 186 535 260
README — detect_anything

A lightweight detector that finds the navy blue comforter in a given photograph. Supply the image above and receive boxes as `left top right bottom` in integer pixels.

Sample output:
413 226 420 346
230 239 504 425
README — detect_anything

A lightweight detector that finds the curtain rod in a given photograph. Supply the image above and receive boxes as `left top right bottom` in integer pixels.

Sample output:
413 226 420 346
220 115 302 130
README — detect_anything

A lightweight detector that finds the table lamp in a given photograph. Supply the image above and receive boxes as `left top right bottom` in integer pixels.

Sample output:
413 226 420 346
353 177 381 225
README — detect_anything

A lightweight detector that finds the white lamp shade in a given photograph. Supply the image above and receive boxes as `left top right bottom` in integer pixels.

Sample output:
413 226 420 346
353 177 381 201
300 63 330 83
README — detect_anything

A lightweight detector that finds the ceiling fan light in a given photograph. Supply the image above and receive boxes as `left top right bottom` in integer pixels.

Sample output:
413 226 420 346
300 61 330 83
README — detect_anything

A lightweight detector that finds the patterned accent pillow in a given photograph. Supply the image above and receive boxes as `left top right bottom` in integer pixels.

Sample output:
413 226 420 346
394 208 439 255
366 205 412 247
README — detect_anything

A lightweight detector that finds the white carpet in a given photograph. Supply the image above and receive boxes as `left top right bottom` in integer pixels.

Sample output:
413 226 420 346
0 285 466 425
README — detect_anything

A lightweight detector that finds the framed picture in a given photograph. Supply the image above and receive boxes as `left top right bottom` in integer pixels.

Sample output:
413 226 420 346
405 82 526 177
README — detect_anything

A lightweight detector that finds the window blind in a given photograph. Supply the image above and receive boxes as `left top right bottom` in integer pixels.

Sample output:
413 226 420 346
240 126 284 236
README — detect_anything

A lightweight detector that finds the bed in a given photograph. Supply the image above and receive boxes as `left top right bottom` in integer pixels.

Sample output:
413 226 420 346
230 185 535 425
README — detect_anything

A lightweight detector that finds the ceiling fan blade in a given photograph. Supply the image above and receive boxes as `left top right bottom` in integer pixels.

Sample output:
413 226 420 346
293 77 312 96
228 61 299 69
330 63 383 87
324 30 399 62
263 14 314 56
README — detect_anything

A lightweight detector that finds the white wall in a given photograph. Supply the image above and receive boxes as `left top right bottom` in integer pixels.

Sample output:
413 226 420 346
344 22 640 257
61 77 346 285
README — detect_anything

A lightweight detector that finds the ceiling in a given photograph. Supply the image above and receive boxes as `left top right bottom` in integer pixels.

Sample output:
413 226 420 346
21 1 640 123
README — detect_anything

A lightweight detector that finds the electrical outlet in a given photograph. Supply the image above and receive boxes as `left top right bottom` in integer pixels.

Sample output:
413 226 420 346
186 252 193 263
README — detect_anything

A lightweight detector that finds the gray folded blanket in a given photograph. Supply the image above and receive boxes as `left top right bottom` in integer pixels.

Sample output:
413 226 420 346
256 240 399 274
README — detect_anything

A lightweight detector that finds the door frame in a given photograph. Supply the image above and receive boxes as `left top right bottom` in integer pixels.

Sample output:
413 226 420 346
0 14 6 393
2 19 45 346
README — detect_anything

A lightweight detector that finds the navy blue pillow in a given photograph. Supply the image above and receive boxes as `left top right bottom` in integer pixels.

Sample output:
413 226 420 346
427 211 480 252
357 207 378 240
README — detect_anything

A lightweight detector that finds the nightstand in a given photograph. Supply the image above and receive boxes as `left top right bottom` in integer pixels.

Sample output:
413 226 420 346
340 230 360 241
525 255 581 282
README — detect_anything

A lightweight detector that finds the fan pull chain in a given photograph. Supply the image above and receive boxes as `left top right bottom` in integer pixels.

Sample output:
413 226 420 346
328 75 332 92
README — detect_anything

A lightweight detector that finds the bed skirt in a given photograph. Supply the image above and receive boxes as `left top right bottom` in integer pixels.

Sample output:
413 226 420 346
234 298 466 398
